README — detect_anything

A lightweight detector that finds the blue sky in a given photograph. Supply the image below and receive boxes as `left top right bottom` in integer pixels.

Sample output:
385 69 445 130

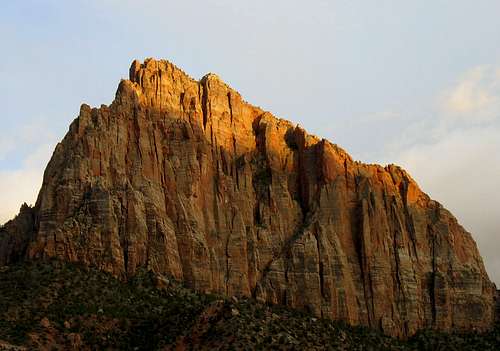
1 0 499 284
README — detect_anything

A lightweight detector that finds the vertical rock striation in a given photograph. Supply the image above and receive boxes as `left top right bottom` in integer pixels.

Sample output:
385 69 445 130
0 58 495 337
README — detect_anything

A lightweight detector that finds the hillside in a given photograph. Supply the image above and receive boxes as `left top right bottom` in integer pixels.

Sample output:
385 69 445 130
0 261 499 350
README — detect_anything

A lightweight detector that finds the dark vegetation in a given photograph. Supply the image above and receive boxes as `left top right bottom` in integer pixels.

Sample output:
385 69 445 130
0 261 498 350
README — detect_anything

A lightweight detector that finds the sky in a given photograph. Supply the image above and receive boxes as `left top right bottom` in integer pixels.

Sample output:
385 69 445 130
1 1 499 284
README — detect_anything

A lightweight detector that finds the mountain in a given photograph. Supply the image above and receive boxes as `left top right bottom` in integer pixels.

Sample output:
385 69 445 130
0 58 496 338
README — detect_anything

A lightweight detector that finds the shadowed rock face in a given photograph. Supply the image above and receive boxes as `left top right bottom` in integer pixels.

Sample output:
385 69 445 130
0 58 496 337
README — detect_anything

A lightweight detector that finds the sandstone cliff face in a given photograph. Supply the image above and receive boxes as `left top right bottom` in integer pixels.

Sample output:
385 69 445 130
0 59 495 337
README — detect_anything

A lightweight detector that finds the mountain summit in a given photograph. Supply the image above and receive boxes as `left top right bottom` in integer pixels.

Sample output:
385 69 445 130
0 58 495 337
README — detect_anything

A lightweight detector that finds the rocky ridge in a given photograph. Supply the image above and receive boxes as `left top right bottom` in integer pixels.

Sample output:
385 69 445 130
0 58 496 337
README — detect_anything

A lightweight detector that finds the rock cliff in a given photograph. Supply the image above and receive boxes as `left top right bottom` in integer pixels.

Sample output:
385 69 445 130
0 58 496 337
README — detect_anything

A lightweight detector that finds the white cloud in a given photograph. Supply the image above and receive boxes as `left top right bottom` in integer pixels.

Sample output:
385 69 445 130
439 65 500 124
0 117 57 224
0 169 43 224
0 142 54 225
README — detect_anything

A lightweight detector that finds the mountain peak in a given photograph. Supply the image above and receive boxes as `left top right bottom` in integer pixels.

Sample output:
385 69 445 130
0 58 496 338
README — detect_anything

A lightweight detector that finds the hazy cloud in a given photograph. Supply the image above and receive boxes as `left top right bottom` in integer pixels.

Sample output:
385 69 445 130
439 65 500 124
0 168 42 224
0 124 55 224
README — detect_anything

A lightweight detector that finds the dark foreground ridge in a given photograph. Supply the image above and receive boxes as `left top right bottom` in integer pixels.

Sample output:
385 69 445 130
0 261 499 350
0 58 496 338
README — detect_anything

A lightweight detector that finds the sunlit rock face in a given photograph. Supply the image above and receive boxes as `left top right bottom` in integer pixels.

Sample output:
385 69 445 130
0 59 496 337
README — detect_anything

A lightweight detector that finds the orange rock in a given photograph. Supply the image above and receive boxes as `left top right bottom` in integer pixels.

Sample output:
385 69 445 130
0 58 496 337
40 317 50 329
